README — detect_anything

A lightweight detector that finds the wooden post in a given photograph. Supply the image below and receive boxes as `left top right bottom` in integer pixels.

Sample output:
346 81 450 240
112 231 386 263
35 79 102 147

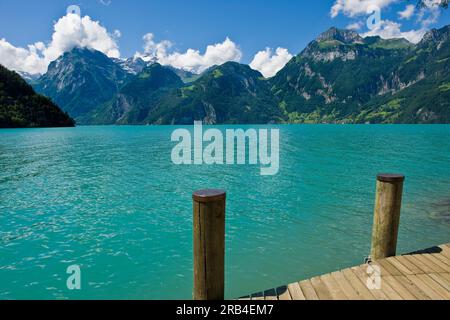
370 174 405 261
193 189 226 300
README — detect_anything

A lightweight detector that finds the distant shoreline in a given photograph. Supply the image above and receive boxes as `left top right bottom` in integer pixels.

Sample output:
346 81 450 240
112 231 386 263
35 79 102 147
3 123 450 130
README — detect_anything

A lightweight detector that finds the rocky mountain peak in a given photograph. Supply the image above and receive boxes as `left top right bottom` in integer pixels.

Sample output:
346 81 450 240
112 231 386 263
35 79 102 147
316 27 364 44
112 56 148 75
300 28 363 62
420 25 450 45
35 47 128 120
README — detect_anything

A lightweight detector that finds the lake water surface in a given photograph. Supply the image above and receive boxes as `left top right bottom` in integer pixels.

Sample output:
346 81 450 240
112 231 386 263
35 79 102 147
0 125 449 299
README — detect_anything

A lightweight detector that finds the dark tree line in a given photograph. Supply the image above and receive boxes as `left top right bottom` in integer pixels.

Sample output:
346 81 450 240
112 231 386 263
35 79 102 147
0 64 75 128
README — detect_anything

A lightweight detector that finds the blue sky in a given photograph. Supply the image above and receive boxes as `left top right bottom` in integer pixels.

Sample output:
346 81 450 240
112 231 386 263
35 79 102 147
0 0 449 76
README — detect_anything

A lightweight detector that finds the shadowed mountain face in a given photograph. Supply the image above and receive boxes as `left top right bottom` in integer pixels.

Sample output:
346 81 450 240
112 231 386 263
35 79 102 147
145 62 284 125
33 25 450 125
86 63 185 125
0 65 74 128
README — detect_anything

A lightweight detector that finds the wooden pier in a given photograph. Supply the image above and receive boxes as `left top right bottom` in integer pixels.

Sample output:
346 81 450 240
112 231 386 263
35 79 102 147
240 243 450 300
191 174 450 301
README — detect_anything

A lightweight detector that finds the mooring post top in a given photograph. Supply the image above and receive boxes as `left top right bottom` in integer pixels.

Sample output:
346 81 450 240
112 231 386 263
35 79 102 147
377 174 405 183
193 189 226 203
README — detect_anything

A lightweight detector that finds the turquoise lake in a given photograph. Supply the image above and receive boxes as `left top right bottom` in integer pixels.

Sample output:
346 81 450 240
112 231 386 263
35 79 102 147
0 125 449 300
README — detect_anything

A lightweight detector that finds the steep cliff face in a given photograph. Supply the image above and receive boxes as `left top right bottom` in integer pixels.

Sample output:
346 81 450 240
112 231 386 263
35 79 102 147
269 27 415 123
35 48 129 121
361 25 450 123
301 27 365 63
86 63 185 125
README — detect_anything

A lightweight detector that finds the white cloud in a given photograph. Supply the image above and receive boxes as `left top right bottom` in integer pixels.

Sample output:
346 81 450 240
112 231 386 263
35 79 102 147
417 5 441 28
0 13 120 75
346 21 364 30
249 47 293 78
362 20 426 43
330 0 398 18
331 0 443 44
0 39 48 75
398 4 416 19
135 33 173 63
135 34 242 74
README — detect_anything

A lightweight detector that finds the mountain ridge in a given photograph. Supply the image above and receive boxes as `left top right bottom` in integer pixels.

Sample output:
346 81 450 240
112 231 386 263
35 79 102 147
32 25 450 125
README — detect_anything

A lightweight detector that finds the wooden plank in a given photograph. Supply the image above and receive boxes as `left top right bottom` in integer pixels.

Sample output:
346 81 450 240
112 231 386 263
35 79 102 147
434 251 450 266
383 276 417 300
394 256 423 274
414 254 447 273
432 252 450 267
298 280 319 300
394 276 430 300
372 261 400 277
405 274 444 300
424 254 450 271
438 244 450 258
377 278 404 300
350 266 391 300
419 273 450 300
342 268 376 300
416 274 450 299
381 259 411 279
403 255 434 274
377 260 403 276
428 273 450 292
321 273 348 300
276 286 292 301
374 261 416 300
287 282 306 300
330 271 362 300
440 273 450 283
386 257 415 275
310 276 333 300
370 261 392 276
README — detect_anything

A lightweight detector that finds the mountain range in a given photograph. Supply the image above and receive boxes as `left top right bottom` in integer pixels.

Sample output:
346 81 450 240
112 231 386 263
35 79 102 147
28 25 450 125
